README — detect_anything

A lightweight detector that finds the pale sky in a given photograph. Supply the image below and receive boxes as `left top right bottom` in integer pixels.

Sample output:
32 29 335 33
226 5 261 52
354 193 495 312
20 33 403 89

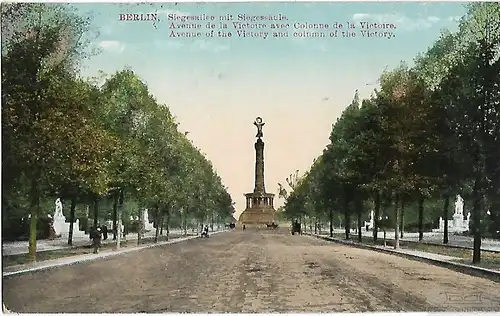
76 2 468 219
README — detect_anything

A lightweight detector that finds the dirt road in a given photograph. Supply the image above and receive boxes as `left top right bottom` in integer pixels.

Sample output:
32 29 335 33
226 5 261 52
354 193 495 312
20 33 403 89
3 229 500 312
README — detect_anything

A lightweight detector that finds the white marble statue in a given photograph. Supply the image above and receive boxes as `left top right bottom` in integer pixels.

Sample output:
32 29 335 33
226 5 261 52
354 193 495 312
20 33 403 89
55 198 63 218
455 195 464 215
143 209 154 231
53 198 68 236
434 195 469 233
364 210 375 231
52 198 86 237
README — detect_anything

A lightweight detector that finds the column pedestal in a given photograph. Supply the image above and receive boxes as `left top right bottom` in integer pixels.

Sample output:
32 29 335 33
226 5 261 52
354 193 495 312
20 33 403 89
238 192 275 227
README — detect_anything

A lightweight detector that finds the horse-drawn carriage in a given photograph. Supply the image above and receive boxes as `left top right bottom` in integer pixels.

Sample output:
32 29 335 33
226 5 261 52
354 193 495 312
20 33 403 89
225 223 236 229
291 220 301 235
266 222 279 229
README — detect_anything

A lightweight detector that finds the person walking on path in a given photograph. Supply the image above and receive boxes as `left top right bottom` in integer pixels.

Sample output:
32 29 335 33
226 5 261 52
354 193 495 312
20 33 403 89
101 225 108 240
90 227 102 254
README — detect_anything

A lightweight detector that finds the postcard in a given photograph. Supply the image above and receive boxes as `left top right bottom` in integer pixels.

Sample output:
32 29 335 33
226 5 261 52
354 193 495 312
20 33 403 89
2 1 500 313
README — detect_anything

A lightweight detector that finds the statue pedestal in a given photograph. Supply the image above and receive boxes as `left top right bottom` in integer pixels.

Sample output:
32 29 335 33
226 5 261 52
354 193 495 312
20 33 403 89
53 215 69 236
364 210 374 231
453 213 463 228
433 215 470 233
73 219 86 238
143 209 155 231
53 215 87 238
238 192 275 227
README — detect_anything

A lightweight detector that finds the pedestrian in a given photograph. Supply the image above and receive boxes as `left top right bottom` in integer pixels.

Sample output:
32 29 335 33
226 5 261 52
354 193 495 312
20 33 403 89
90 227 102 254
101 224 108 240
243 224 246 230
292 220 301 235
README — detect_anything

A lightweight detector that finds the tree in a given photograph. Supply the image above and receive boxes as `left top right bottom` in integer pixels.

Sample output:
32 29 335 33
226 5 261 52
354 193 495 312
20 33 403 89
2 3 97 261
282 3 499 262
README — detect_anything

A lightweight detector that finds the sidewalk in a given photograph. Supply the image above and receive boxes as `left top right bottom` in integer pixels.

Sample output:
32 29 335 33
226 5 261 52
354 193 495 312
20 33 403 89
2 229 194 256
306 233 500 282
3 230 228 277
318 229 500 252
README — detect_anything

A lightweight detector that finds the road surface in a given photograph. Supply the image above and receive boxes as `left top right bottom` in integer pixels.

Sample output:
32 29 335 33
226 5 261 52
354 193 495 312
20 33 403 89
3 229 500 312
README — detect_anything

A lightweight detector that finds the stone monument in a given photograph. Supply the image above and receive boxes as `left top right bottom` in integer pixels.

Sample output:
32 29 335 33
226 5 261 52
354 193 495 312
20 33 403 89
143 209 155 231
52 198 86 238
453 195 464 227
433 194 470 233
53 198 68 236
238 117 276 227
364 209 375 231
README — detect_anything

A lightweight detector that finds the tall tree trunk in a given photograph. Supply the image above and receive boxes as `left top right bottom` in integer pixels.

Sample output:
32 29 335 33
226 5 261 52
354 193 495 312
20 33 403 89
160 212 164 236
68 197 77 246
116 189 124 249
161 212 165 235
394 193 400 249
179 212 183 231
344 198 351 240
357 211 362 242
183 212 187 236
443 194 450 244
344 212 350 239
211 213 214 232
112 192 118 240
355 198 363 242
93 198 99 228
154 207 161 243
138 208 143 245
417 194 425 241
400 198 405 239
329 208 334 237
166 208 171 241
27 177 40 262
472 177 482 263
373 191 381 242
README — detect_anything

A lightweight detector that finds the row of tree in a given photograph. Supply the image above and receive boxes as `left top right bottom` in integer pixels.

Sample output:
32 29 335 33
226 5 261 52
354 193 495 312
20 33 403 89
2 3 235 261
283 3 499 263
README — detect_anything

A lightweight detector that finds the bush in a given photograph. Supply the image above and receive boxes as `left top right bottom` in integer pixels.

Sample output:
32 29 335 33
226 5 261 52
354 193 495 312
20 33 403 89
128 220 140 233
404 222 435 233
2 217 51 241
